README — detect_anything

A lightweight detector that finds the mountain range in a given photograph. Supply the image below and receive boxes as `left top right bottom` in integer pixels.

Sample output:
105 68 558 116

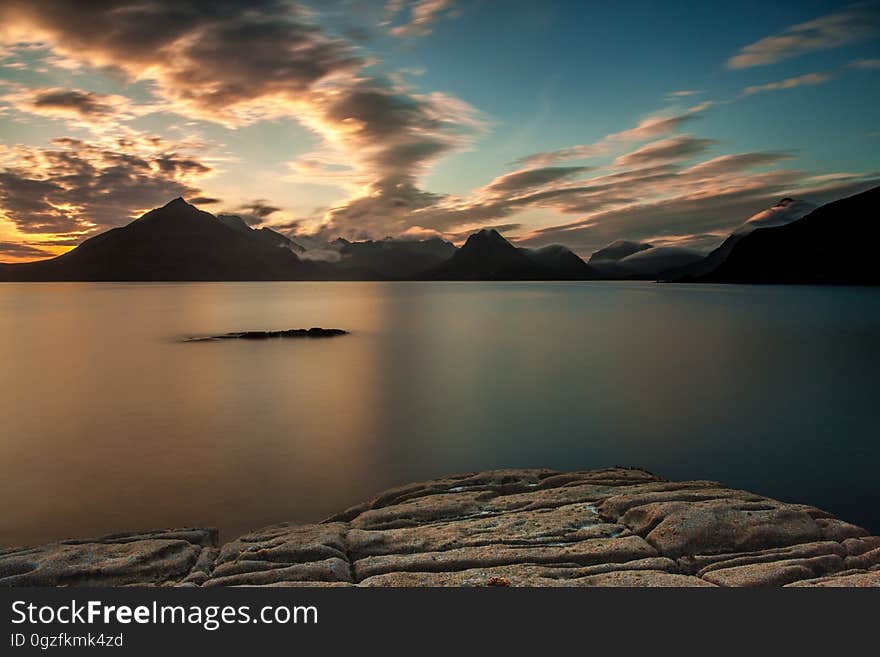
0 186 877 284
684 186 879 285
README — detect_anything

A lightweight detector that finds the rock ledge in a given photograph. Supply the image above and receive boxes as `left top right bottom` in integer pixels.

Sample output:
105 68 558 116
2 468 878 587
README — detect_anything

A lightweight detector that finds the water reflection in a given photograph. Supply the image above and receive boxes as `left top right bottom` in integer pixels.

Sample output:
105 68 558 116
0 281 878 546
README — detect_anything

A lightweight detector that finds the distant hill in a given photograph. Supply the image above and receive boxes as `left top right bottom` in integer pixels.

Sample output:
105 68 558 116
521 244 599 279
0 198 308 281
588 243 703 279
336 237 456 279
697 186 880 285
588 240 652 263
424 229 598 280
424 229 548 280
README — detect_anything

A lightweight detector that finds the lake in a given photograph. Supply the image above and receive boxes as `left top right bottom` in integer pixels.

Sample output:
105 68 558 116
1 281 878 546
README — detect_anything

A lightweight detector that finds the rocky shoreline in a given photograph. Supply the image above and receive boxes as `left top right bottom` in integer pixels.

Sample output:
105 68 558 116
2 467 878 587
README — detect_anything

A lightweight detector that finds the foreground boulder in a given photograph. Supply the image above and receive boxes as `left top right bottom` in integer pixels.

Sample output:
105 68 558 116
1 468 878 587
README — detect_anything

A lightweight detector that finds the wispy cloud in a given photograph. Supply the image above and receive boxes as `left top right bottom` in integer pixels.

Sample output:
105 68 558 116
386 0 457 38
518 172 879 255
0 240 53 259
614 135 716 167
849 58 880 69
234 199 282 225
483 166 593 194
666 89 703 100
727 5 878 69
743 72 833 96
681 152 793 178
518 103 713 167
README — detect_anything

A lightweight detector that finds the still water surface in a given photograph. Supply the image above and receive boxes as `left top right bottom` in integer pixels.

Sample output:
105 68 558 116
1 281 878 545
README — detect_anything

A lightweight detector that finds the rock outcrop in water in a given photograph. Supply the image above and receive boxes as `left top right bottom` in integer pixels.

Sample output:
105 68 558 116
185 328 348 342
1 468 878 587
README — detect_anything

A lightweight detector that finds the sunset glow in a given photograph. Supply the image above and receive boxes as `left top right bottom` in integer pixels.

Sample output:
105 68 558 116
1 1 878 262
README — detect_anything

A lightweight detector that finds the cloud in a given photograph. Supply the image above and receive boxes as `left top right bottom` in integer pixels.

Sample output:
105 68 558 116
682 152 793 177
727 6 878 69
0 0 483 240
27 88 120 117
298 248 342 262
399 225 444 239
401 135 875 257
743 72 832 96
188 196 220 205
518 103 711 167
0 1 361 122
0 137 213 234
614 135 716 167
238 200 281 220
0 241 53 259
666 90 703 100
387 0 456 37
520 173 880 256
484 166 592 194
1 0 876 261
849 58 880 70
0 84 149 134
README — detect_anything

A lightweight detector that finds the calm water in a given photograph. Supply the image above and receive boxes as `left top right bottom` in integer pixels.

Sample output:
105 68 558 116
1 281 878 546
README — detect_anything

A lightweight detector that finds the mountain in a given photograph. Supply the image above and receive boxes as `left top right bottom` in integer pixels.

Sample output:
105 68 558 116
335 237 457 279
521 244 599 279
664 198 816 281
7 189 871 284
425 229 554 280
0 198 308 281
698 186 880 285
615 246 704 278
588 240 652 263
588 244 702 279
217 214 305 253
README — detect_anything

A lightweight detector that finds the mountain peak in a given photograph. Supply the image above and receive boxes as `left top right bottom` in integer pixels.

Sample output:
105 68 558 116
163 197 194 210
464 228 509 248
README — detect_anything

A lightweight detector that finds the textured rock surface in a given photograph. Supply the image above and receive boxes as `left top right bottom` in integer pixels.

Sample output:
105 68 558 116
2 468 878 587
0 529 217 586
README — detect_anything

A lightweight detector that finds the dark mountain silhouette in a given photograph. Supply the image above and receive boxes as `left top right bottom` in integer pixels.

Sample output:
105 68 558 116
521 244 599 279
4 188 875 283
616 246 703 278
217 214 305 252
588 244 702 279
588 239 652 263
663 197 816 281
696 186 880 285
424 229 554 280
0 198 308 281
336 237 456 279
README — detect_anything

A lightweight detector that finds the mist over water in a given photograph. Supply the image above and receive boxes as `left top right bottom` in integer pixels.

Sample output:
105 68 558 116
1 281 878 546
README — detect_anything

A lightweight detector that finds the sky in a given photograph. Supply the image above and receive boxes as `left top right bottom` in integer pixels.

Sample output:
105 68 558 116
0 0 878 262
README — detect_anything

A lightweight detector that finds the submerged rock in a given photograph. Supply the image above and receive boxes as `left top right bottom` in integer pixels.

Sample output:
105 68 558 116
1 468 878 587
185 327 348 341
